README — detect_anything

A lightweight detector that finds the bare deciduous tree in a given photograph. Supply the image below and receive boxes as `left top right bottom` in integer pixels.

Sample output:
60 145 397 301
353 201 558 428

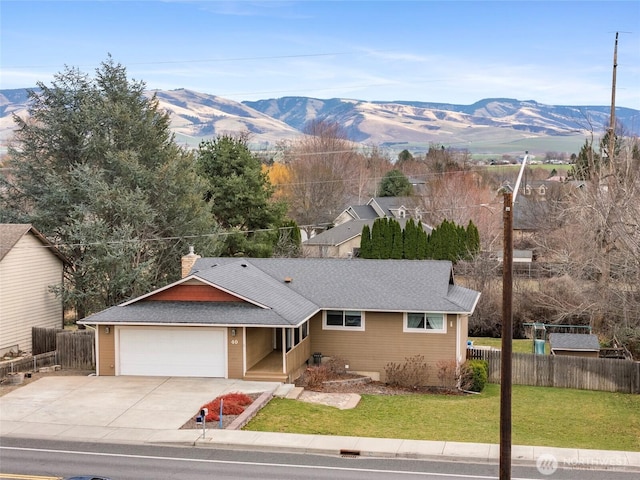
284 120 358 236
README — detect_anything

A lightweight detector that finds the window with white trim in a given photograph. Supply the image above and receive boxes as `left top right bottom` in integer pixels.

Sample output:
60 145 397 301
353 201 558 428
323 310 364 330
404 312 446 333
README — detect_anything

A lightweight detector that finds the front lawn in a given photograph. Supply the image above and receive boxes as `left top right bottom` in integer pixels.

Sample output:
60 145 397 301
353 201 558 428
245 384 640 451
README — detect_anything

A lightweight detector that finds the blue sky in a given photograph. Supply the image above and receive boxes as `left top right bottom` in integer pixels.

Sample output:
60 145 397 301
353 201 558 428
1 1 639 108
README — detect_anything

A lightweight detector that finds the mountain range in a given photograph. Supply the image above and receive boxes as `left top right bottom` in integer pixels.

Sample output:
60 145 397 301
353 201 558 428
1 87 638 155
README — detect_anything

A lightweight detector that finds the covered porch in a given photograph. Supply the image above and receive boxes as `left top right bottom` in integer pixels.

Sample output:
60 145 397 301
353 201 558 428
243 326 312 383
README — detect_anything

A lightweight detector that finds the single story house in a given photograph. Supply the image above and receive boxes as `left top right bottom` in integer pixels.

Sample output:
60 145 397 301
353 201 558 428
549 333 600 358
80 252 480 384
0 224 68 355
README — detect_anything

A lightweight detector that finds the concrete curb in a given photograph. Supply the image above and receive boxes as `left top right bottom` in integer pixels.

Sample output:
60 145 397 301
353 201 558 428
189 430 640 472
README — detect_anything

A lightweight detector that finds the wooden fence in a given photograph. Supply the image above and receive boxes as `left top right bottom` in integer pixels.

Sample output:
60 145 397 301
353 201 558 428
32 327 63 355
55 330 95 369
0 328 95 378
467 348 640 394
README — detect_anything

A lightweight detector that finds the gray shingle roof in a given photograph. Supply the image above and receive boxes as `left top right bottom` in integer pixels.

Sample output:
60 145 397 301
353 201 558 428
549 333 600 352
303 220 369 246
304 218 431 247
194 258 479 313
82 258 481 327
349 205 378 220
83 301 296 326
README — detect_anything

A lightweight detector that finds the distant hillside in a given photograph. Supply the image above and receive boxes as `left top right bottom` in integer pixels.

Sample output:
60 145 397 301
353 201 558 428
2 88 638 154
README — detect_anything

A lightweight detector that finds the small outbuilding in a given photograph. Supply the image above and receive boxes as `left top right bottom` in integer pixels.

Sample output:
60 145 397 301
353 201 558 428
549 333 600 358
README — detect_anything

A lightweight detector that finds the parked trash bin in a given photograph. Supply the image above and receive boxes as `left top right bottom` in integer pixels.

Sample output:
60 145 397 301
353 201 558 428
313 352 323 366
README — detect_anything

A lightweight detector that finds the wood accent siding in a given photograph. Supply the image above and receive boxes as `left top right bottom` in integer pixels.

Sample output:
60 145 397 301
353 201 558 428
285 335 311 376
246 327 273 369
310 311 458 384
97 326 116 376
227 327 244 378
148 284 242 302
0 233 64 354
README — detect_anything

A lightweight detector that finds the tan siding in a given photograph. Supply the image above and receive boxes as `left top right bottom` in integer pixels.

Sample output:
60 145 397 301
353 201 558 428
310 311 458 385
285 335 311 378
227 327 244 379
302 236 361 259
97 326 116 376
246 327 273 369
0 233 63 353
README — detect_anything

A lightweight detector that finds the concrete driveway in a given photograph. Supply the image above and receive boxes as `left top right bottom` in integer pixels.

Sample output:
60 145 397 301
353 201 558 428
0 375 280 441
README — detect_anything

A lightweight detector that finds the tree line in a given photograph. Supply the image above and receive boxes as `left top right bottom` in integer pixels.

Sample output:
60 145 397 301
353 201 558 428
359 218 480 262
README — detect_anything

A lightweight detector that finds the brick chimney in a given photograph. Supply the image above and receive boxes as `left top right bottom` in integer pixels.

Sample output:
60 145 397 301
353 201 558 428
181 246 201 278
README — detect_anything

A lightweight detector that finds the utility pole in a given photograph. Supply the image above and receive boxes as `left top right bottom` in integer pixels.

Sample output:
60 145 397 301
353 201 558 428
500 190 513 480
499 151 527 480
608 32 619 166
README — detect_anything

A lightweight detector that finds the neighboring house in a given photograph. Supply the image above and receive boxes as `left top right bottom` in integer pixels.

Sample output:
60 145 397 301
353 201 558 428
303 217 430 259
0 224 67 355
305 197 431 258
334 196 425 226
495 249 534 275
80 253 480 385
549 333 600 358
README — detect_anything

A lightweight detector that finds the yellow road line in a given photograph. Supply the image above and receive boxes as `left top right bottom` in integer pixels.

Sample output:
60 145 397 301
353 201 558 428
0 474 61 480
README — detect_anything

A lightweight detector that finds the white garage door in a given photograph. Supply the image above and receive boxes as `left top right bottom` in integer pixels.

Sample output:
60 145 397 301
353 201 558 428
118 327 226 377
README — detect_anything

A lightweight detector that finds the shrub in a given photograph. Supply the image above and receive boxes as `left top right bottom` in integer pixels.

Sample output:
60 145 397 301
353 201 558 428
298 365 329 390
384 354 429 389
324 356 349 377
436 359 459 390
200 392 253 421
460 359 488 392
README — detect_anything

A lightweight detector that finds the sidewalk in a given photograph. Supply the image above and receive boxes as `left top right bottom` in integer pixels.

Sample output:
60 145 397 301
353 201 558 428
157 428 640 472
3 418 639 473
1 375 638 473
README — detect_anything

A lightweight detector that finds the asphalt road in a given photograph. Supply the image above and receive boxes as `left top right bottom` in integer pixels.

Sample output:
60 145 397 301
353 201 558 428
0 438 637 480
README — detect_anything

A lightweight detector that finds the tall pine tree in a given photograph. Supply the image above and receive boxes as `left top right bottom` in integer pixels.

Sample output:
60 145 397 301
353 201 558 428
0 57 217 318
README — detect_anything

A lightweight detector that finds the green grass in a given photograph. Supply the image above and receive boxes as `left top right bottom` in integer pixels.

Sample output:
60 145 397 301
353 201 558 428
246 384 640 451
469 336 548 354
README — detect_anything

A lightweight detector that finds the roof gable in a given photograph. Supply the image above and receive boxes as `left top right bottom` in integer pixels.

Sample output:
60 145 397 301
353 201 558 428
0 223 68 264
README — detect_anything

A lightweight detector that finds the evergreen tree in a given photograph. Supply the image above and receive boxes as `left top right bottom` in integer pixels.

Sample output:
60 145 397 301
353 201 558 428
378 169 413 197
379 218 392 259
197 134 287 257
390 219 404 259
370 218 384 259
403 218 418 260
568 139 600 180
0 56 216 318
466 220 481 259
360 224 372 258
417 224 429 259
